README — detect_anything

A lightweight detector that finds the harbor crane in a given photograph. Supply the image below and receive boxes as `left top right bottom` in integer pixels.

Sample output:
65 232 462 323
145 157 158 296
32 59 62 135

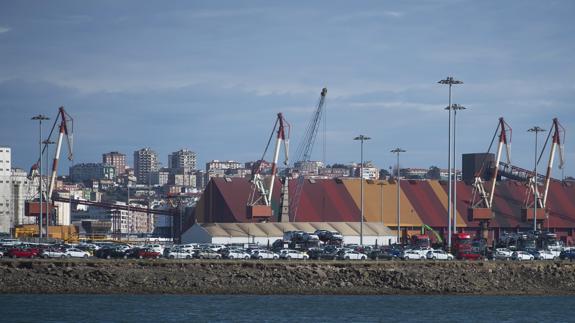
290 88 327 222
468 117 512 238
24 106 73 235
247 113 290 220
522 118 565 224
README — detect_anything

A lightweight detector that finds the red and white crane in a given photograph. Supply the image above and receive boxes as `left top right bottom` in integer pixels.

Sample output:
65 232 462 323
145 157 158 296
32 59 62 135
46 106 74 201
469 117 512 223
247 113 290 219
523 118 565 222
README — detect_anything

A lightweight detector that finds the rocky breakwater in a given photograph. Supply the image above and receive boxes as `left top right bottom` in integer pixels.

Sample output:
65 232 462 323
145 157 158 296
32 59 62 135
1 259 575 295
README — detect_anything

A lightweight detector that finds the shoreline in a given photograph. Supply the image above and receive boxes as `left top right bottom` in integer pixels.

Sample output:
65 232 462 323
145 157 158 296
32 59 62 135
1 259 574 296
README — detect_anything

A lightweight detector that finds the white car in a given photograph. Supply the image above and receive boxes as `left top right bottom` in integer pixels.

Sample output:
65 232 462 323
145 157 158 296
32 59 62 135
279 249 309 260
427 250 454 260
339 250 368 260
402 250 426 260
512 251 534 261
42 249 67 258
175 244 198 252
493 248 514 260
226 250 251 260
65 248 90 258
251 250 279 260
168 249 194 259
533 250 557 260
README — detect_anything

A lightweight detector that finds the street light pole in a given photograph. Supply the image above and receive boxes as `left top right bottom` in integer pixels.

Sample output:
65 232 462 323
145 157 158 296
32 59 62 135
31 114 49 239
42 139 54 229
354 135 370 246
528 126 545 232
447 104 466 234
391 148 406 245
438 76 463 251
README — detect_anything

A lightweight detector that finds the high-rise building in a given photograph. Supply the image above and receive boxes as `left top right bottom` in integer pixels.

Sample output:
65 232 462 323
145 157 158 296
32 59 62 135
168 149 197 172
0 146 12 233
102 151 127 176
69 163 116 182
134 148 158 184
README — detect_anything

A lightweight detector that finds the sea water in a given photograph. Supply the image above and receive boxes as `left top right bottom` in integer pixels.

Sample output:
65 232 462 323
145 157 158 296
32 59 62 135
0 294 572 322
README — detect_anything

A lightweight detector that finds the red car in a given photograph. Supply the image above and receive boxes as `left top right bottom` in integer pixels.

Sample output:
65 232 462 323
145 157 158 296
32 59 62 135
129 248 161 259
8 247 40 258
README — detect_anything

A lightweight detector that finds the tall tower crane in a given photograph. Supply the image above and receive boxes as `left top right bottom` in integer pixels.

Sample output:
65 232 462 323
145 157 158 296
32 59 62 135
247 113 290 220
522 118 565 224
468 117 512 238
290 88 327 222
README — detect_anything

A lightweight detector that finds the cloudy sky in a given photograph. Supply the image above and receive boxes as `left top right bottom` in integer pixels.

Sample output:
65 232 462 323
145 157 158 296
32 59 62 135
0 0 573 178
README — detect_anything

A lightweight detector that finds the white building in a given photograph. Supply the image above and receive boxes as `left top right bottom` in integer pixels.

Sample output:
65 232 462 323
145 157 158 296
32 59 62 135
11 168 38 226
0 147 12 233
181 222 397 246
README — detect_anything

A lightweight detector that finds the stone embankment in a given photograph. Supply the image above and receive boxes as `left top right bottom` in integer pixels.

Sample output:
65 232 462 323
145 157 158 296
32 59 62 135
1 259 575 295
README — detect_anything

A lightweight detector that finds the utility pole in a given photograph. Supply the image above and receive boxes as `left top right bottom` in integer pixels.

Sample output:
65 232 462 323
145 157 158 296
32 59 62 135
31 114 49 239
528 126 545 232
438 76 463 251
391 148 406 244
354 135 370 246
448 104 466 234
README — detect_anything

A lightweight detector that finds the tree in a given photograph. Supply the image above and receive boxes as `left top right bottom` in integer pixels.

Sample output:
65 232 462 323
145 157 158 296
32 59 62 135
426 166 441 180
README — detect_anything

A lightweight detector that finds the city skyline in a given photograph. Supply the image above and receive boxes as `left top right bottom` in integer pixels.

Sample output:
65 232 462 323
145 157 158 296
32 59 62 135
0 1 573 178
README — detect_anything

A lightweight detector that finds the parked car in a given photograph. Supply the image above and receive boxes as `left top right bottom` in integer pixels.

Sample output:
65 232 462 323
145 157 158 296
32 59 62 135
143 244 164 255
126 248 161 259
369 247 402 260
195 249 222 259
226 250 251 260
492 248 514 260
251 250 279 260
308 248 339 260
0 250 3 258
559 250 575 261
95 247 128 259
167 249 194 259
41 248 67 259
401 250 426 260
427 250 454 260
533 250 557 260
279 249 309 260
65 248 91 258
7 247 40 259
512 251 534 261
338 250 368 260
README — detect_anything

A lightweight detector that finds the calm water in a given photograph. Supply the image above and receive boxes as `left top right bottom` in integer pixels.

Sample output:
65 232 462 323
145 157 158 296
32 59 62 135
0 294 573 322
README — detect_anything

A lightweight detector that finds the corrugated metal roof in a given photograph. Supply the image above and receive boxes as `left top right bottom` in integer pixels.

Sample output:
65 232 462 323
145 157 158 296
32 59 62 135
191 177 575 231
197 222 395 238
294 178 360 222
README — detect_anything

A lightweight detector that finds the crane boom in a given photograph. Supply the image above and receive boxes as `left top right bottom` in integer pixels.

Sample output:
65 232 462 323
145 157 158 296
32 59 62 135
47 107 74 201
541 118 565 207
290 88 327 221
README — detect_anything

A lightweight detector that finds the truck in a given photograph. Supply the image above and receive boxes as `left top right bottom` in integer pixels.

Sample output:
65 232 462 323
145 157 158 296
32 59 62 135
452 232 486 260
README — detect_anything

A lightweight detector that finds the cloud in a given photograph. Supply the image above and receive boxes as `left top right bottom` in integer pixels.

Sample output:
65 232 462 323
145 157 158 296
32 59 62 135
0 26 11 33
330 10 405 23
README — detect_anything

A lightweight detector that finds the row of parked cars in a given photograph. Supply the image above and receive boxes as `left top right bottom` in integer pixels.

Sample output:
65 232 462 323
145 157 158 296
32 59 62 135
489 247 575 261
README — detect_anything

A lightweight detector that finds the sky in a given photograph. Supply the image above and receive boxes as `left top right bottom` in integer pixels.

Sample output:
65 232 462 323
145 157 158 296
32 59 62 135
0 0 573 178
